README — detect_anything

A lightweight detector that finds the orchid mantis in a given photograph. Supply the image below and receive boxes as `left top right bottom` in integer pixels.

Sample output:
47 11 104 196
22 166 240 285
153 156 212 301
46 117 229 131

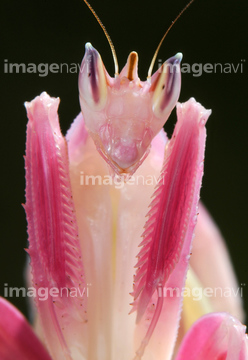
0 1 247 360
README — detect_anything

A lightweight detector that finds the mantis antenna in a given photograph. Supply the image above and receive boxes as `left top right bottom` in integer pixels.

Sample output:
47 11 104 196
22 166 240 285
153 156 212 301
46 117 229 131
148 0 196 78
83 0 119 76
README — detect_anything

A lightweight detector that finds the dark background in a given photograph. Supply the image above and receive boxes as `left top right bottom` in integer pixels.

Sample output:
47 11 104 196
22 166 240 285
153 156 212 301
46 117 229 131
0 0 247 320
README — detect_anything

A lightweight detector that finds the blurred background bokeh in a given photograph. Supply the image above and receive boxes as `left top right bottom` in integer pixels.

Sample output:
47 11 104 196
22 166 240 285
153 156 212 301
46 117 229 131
0 0 247 320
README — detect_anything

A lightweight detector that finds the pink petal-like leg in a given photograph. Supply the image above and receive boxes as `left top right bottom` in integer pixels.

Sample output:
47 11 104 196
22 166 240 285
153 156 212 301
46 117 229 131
0 297 52 360
25 92 87 360
175 312 248 360
132 98 211 359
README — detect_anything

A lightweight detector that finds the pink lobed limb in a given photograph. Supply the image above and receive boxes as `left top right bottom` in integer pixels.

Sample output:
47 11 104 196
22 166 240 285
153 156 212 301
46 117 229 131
0 297 52 360
175 312 248 360
132 98 211 359
25 92 87 360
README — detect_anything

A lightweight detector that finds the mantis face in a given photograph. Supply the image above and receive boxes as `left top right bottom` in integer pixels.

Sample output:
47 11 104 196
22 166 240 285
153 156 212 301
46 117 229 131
79 43 182 176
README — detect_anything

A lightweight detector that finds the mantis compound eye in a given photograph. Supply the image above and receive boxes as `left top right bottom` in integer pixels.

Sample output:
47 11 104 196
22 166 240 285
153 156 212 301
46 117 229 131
151 53 182 119
79 42 108 111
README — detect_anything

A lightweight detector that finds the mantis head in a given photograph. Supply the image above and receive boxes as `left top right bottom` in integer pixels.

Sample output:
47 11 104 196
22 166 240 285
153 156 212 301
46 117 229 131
79 43 182 176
